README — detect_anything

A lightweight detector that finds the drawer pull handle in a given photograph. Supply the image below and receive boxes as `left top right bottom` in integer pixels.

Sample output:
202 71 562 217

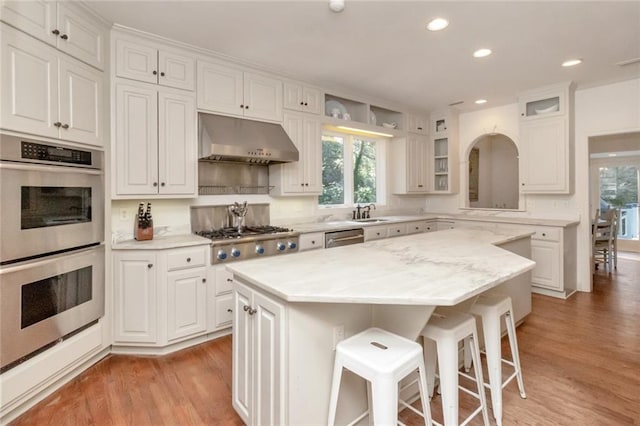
186 257 191 262
227 308 233 313
542 233 546 237
226 278 233 282
147 264 153 268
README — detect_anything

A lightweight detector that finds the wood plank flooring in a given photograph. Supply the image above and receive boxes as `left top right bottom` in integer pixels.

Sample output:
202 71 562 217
10 257 640 425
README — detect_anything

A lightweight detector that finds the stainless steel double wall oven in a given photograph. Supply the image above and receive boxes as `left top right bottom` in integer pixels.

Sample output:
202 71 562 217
0 135 105 371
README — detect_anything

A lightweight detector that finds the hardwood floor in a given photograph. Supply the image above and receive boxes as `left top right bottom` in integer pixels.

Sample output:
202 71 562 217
10 257 640 425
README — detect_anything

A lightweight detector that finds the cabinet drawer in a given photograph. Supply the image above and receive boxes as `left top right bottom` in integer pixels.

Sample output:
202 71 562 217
299 232 324 251
424 221 437 232
406 221 425 234
531 227 561 242
387 223 407 237
364 226 387 241
215 267 234 295
166 246 207 271
215 294 233 328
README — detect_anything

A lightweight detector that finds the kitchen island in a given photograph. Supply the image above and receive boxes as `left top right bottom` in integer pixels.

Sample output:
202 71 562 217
226 228 535 425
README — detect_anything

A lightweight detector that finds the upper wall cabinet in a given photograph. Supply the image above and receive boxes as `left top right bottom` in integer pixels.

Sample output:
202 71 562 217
197 60 283 122
518 82 574 194
390 134 430 194
283 82 322 115
406 114 428 135
430 109 459 194
1 1 106 70
115 38 195 91
1 24 104 146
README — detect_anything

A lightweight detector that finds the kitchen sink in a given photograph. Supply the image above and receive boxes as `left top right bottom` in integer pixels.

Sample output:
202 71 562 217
354 218 389 223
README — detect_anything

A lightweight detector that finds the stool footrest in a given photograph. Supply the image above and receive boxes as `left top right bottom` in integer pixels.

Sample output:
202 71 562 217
345 409 368 426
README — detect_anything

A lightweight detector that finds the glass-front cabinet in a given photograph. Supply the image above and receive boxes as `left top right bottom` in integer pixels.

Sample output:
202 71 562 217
518 83 568 120
430 110 459 194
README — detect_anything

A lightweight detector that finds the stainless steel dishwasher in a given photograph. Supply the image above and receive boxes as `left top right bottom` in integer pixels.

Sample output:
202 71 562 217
325 228 364 248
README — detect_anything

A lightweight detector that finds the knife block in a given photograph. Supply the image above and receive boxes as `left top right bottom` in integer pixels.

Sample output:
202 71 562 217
134 216 153 241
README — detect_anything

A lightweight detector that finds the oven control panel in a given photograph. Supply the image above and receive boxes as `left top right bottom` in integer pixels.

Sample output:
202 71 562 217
22 142 92 165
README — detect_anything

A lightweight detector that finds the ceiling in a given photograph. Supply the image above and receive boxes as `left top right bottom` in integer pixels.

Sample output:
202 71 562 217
90 1 640 114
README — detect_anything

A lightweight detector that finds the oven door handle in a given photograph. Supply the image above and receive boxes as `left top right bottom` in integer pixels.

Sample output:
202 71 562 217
327 235 364 245
0 162 102 174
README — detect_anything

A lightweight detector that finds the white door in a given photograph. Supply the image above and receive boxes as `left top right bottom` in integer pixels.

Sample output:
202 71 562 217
56 2 105 70
253 291 285 426
58 58 103 146
407 135 428 192
114 252 158 343
280 113 305 193
167 268 207 341
232 281 253 424
520 117 567 193
243 72 283 122
530 241 561 290
157 90 196 195
115 83 158 195
158 50 195 91
283 82 303 111
115 39 158 84
197 61 244 116
0 25 59 138
302 86 322 115
0 0 56 45
303 117 322 193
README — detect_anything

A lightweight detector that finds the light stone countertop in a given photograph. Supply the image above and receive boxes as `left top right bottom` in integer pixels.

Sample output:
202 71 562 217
289 213 579 234
227 228 536 306
112 234 211 250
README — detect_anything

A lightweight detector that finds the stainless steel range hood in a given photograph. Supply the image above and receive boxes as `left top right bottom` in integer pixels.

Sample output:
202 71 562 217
199 113 299 164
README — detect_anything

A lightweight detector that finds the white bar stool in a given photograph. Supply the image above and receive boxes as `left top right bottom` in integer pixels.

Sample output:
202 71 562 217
421 311 490 426
327 327 433 426
465 294 526 426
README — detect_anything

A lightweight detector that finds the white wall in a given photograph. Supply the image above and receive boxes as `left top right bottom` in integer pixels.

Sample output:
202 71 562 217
575 78 640 291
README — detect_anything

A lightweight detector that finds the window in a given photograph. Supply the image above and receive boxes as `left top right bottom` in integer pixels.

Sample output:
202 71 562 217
319 132 385 207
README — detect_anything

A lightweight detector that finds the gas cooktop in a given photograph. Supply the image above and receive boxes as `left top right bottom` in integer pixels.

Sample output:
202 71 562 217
196 225 295 241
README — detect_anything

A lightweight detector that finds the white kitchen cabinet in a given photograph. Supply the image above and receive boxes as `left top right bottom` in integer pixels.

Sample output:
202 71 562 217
283 82 322 115
197 60 283 122
233 280 285 426
406 113 428 135
115 38 195 91
114 244 211 348
387 223 407 237
364 225 387 241
406 221 426 234
518 82 574 194
269 111 322 195
1 24 104 146
114 82 196 197
209 265 234 330
430 109 459 194
391 134 430 194
113 251 158 344
299 232 324 251
1 1 106 70
529 225 576 298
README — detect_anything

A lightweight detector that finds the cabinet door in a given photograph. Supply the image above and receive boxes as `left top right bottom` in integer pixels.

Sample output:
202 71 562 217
0 25 59 138
158 50 195 91
520 118 567 193
58 58 103 146
530 240 561 290
232 281 253 424
114 252 158 343
167 268 207 341
407 135 428 192
115 39 158 84
283 82 303 111
215 294 233 329
197 61 244 116
157 90 196 195
279 113 306 193
0 0 56 46
302 86 322 115
243 72 283 122
253 290 285 426
115 83 159 195
56 2 106 70
302 117 322 193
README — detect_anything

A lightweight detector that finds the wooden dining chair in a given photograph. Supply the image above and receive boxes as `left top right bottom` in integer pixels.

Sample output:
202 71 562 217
592 208 615 271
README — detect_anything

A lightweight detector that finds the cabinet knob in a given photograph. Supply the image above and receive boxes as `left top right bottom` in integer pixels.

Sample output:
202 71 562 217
245 105 249 109
60 34 68 40
418 184 423 188
186 257 191 262
300 101 304 106
161 182 165 187
248 307 257 315
542 233 547 237
147 263 153 268
52 29 60 35
202 278 206 283
305 183 309 186
521 183 525 186
397 229 401 233
243 305 250 312
226 278 233 282
153 182 158 187
240 104 244 108
227 308 233 313
304 102 308 106
54 121 62 127
61 123 69 129
153 70 158 75
417 127 423 130
300 183 304 186
376 232 380 236
311 240 315 244
160 72 165 77
521 113 525 116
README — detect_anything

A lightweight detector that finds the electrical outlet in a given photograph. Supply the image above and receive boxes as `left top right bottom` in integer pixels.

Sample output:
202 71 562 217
119 209 128 221
333 324 345 350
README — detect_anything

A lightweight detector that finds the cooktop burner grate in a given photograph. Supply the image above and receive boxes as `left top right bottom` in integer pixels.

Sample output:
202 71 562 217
196 225 293 240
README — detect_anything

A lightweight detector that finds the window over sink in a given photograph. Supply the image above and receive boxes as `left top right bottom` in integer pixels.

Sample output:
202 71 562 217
319 131 386 207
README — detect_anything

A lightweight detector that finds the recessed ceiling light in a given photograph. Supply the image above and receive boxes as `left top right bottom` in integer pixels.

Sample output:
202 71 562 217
427 18 449 31
562 58 582 67
328 0 344 13
475 99 487 104
473 48 492 58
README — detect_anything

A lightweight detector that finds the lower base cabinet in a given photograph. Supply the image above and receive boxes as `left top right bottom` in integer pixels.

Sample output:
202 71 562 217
233 279 285 425
113 244 209 347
